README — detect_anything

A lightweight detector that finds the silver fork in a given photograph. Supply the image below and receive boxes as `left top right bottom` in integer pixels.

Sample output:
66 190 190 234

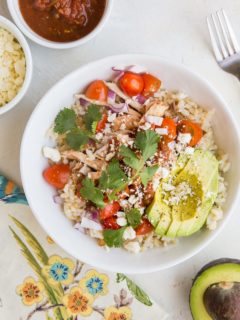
207 9 240 79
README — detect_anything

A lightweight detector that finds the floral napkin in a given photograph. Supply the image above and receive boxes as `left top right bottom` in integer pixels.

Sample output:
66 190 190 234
0 175 168 320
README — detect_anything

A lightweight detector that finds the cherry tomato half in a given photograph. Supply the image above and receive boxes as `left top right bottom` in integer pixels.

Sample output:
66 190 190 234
160 117 177 140
85 80 108 102
178 120 203 147
119 72 144 97
142 73 161 97
43 164 70 189
135 218 153 235
99 201 120 220
96 113 108 133
102 216 121 230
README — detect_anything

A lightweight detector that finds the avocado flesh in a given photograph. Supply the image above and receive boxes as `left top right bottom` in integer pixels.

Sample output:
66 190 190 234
190 262 240 320
147 154 188 236
178 170 218 237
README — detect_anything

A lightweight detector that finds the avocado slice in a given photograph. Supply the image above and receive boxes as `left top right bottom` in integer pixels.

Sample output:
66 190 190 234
147 154 189 233
166 150 218 238
177 169 218 237
190 259 240 320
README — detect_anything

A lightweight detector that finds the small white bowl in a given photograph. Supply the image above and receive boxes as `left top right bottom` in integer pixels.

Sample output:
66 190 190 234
7 0 113 49
0 15 32 115
21 54 240 274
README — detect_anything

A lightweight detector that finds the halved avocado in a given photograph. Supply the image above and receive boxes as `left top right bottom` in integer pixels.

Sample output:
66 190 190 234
190 259 240 320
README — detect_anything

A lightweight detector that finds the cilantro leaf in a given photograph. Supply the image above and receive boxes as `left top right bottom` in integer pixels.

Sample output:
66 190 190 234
99 159 128 190
66 128 89 150
80 178 105 208
135 130 160 161
139 165 159 187
83 104 102 133
119 145 141 170
103 227 126 247
126 208 142 228
54 108 77 134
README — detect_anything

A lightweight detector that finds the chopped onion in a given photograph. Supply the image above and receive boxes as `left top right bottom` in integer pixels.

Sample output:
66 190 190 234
112 65 147 74
135 94 147 104
79 98 90 107
85 209 99 221
145 115 163 126
74 223 86 234
107 89 116 104
80 217 103 231
108 102 128 113
53 195 63 205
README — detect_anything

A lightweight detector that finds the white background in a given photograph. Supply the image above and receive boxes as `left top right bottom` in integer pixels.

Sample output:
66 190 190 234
1 1 240 318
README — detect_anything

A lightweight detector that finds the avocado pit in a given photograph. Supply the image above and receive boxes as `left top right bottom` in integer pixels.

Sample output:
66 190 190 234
204 282 240 320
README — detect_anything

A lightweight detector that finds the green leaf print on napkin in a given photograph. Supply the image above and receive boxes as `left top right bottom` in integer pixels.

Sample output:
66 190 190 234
116 273 153 306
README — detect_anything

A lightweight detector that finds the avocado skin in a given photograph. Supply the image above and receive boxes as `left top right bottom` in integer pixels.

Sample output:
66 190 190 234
193 259 240 283
190 258 240 320
204 282 240 320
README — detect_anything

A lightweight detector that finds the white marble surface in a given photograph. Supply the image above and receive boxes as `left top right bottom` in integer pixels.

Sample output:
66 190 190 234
1 1 240 318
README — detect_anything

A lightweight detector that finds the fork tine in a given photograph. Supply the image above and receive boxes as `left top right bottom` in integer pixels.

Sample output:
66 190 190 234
221 9 240 53
207 16 223 61
216 10 234 56
211 13 228 59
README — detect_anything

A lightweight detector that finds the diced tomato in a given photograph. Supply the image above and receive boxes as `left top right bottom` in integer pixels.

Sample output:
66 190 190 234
160 117 177 140
85 80 108 102
142 73 161 97
135 218 153 235
99 201 120 220
119 72 144 97
102 216 121 230
43 164 70 189
178 120 203 147
96 113 108 133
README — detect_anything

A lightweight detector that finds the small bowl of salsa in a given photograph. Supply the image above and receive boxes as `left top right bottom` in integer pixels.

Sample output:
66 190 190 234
7 0 113 49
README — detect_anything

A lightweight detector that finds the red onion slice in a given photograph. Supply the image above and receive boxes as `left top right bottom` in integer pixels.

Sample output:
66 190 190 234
135 94 147 104
107 89 116 104
108 102 129 113
79 98 90 107
53 195 63 205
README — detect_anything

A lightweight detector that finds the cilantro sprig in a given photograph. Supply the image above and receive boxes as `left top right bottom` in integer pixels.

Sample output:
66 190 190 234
103 227 126 247
126 208 142 228
54 105 103 150
80 178 105 208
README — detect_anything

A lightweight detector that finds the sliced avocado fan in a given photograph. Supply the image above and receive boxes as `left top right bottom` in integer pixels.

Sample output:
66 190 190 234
147 149 219 238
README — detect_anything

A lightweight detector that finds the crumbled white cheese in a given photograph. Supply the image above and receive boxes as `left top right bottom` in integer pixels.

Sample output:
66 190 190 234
106 152 115 161
162 183 175 191
95 132 103 140
145 115 163 126
80 165 90 175
155 128 168 135
177 133 192 144
139 122 151 130
157 167 169 179
117 211 125 218
185 146 195 155
117 217 127 227
108 112 117 122
128 195 138 205
0 28 26 107
124 241 141 253
123 227 136 240
167 141 175 150
43 146 61 162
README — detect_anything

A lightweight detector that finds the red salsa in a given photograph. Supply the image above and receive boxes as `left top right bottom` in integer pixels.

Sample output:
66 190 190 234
19 0 106 42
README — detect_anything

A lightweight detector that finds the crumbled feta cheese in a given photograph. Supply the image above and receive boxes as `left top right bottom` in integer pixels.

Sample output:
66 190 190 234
80 165 90 175
106 152 115 161
211 207 223 220
157 167 169 179
155 128 168 135
168 141 175 150
123 227 136 240
43 146 61 162
0 28 26 107
117 211 125 218
128 195 138 205
152 177 160 191
162 183 175 191
139 122 151 130
206 215 217 230
124 241 141 253
108 112 116 122
95 132 103 140
177 133 192 144
185 146 195 155
117 217 127 227
120 199 128 208
145 115 163 126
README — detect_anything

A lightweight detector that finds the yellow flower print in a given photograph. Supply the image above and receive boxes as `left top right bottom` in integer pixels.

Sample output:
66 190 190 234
16 277 44 306
62 286 94 317
42 255 74 286
104 306 132 320
79 270 109 298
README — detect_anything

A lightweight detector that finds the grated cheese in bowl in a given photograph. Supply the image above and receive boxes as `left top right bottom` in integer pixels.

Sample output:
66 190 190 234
0 27 26 107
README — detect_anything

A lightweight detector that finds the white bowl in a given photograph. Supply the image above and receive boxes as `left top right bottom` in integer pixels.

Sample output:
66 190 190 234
7 0 113 49
21 54 240 274
0 16 32 115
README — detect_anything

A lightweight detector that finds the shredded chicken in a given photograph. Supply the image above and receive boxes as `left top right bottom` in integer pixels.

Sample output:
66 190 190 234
145 99 169 117
113 114 140 131
62 150 106 171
